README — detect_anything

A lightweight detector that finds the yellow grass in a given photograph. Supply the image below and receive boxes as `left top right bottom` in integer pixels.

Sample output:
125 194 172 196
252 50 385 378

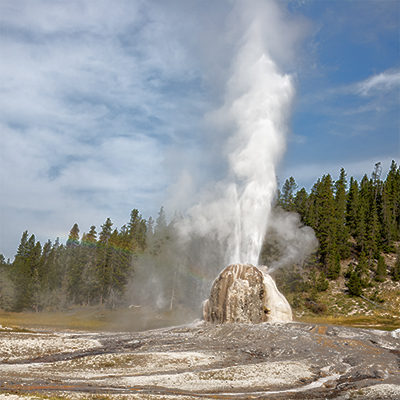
0 308 108 331
0 305 199 332
295 314 400 331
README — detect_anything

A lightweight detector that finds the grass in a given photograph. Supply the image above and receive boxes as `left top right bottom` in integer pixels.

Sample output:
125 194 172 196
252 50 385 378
295 314 400 331
2 306 399 333
0 307 108 331
0 304 199 332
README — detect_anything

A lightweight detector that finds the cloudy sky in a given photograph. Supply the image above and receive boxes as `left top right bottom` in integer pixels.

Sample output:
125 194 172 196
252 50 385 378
0 0 399 260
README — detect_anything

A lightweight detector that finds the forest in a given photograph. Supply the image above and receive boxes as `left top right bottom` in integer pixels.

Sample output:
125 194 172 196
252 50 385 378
0 160 399 314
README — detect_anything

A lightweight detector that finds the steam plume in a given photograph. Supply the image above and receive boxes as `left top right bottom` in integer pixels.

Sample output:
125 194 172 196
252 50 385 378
177 1 295 266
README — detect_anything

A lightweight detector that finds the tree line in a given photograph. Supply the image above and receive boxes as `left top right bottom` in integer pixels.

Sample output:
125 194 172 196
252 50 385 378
0 208 168 312
0 161 399 312
272 160 400 298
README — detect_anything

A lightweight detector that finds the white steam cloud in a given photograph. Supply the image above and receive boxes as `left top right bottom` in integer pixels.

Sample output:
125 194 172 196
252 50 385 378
265 208 318 273
176 1 302 267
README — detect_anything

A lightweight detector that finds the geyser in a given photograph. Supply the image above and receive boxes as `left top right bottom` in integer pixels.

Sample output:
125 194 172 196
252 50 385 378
169 1 311 319
203 263 292 324
175 1 297 267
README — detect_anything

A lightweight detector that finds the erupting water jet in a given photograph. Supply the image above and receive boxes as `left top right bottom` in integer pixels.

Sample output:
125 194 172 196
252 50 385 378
203 263 292 324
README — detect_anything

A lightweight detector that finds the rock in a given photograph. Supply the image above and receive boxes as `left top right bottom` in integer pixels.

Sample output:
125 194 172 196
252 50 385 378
203 263 292 323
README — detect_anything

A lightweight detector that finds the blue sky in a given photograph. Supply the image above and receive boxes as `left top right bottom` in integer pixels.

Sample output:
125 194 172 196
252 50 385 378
0 0 399 260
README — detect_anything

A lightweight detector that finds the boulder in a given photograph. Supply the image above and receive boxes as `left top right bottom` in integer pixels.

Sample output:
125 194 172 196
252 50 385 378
203 263 292 323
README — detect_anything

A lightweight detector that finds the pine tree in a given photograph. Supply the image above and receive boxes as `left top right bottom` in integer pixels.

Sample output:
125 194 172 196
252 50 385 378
316 271 329 292
280 177 298 212
99 218 113 245
67 223 80 247
357 173 382 263
12 232 41 311
356 202 368 252
314 175 338 277
96 218 114 304
356 250 370 288
346 177 359 237
74 227 98 306
66 243 86 305
0 255 14 311
393 245 400 282
304 189 317 229
327 250 341 280
86 226 97 244
375 255 387 282
127 209 147 252
156 206 167 231
30 241 44 311
366 199 381 260
381 161 400 251
294 187 308 222
335 168 351 259
147 216 154 235
347 270 363 296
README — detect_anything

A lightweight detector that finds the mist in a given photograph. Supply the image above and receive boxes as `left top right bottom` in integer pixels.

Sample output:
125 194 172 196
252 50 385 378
123 0 316 329
173 0 302 267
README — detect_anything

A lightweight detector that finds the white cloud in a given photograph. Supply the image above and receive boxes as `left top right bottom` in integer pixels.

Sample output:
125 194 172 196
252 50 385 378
0 0 214 258
357 70 400 96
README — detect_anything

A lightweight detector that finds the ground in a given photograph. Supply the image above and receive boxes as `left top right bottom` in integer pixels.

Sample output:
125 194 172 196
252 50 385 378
284 253 400 328
0 320 399 400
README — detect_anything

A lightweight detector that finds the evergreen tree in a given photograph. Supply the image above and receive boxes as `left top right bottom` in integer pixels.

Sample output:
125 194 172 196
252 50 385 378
70 227 98 306
66 243 86 305
371 162 383 201
96 218 114 304
99 218 113 245
381 161 400 251
357 172 382 263
366 199 381 260
280 177 298 212
127 209 147 252
316 271 329 292
95 218 134 307
0 255 14 311
356 250 370 288
30 241 44 311
67 223 80 247
147 216 154 235
313 175 338 277
347 270 363 296
356 202 368 252
393 245 400 282
156 206 167 231
375 255 387 282
12 232 41 311
38 239 62 309
86 226 97 244
346 177 359 237
334 168 351 259
304 188 317 229
47 238 68 303
294 187 308 222
327 251 341 280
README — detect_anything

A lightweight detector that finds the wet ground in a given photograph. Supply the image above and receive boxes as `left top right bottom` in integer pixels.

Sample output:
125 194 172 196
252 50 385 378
0 321 399 399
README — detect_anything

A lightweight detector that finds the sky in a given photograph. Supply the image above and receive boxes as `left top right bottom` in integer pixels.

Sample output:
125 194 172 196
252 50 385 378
0 0 399 260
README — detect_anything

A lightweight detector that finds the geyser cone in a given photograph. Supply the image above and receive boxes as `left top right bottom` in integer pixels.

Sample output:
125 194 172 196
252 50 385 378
203 263 292 324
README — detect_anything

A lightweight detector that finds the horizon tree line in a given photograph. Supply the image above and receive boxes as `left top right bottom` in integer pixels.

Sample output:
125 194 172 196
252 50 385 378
0 161 399 312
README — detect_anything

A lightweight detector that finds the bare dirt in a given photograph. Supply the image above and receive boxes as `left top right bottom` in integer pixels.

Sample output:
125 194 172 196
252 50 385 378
0 321 399 400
